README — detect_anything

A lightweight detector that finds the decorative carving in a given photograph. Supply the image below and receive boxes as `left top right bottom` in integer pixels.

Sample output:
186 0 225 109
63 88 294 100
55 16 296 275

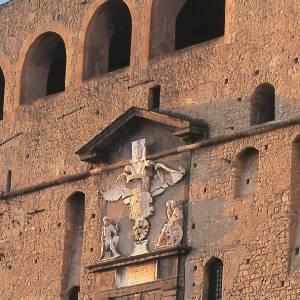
100 216 120 260
133 219 150 241
102 139 185 244
156 200 184 248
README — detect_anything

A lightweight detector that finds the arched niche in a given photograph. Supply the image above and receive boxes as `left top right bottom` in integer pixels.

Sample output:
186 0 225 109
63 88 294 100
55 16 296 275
235 147 259 198
61 192 85 299
0 66 5 120
83 0 132 80
149 0 225 58
289 137 300 273
20 32 66 104
250 83 275 125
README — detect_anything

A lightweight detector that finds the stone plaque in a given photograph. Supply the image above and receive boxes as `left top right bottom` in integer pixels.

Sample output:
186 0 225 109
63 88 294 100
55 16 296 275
116 261 157 288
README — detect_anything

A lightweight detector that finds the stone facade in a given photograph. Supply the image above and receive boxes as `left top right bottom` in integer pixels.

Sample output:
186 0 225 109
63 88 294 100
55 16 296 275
0 0 299 299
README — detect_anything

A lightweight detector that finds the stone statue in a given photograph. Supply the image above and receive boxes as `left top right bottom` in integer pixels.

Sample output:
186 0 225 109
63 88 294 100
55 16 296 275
100 216 120 260
156 200 184 248
102 139 185 245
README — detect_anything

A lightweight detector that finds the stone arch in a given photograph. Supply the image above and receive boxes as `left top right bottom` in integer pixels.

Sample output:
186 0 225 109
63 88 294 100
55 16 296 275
61 191 86 299
149 0 185 58
20 32 66 104
15 23 73 106
203 256 224 300
235 147 259 198
76 0 138 82
149 0 226 58
82 0 133 80
0 52 10 119
250 83 275 125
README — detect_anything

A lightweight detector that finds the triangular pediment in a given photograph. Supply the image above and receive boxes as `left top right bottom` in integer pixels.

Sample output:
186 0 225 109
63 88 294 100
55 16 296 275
76 107 207 163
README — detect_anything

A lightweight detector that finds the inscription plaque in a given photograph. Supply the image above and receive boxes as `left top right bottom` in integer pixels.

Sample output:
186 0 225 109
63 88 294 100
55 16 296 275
116 261 157 288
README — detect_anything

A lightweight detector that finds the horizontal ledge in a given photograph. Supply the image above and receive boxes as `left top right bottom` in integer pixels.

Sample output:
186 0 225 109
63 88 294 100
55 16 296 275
86 246 190 273
96 277 178 298
1 117 299 200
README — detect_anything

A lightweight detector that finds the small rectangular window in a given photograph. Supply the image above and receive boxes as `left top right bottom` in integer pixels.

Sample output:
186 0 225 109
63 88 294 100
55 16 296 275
148 86 161 110
6 170 12 193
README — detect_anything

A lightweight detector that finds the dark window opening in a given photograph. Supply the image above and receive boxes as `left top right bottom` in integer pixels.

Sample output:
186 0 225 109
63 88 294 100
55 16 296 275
46 42 66 95
83 0 132 80
21 32 66 104
176 0 225 50
6 170 12 193
235 148 259 198
149 0 225 58
68 286 80 300
250 83 275 125
108 13 132 72
0 67 4 120
148 86 161 110
205 257 223 300
62 192 85 298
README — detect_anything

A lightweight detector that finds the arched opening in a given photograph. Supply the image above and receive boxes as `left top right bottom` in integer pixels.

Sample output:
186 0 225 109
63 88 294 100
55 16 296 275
203 257 223 300
235 147 259 198
289 138 300 273
68 286 80 300
149 0 225 58
83 0 132 80
61 192 85 298
20 32 66 104
176 0 225 50
0 66 5 120
250 83 275 125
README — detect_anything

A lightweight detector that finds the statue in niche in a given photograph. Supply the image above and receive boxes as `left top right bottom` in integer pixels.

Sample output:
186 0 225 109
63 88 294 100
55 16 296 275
100 216 120 260
156 199 184 248
102 139 185 247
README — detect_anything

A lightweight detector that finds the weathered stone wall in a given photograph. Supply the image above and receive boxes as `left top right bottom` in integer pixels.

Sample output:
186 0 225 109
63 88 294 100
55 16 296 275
0 0 299 299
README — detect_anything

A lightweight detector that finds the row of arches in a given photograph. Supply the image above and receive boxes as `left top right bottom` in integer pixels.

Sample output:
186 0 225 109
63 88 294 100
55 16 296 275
0 0 226 105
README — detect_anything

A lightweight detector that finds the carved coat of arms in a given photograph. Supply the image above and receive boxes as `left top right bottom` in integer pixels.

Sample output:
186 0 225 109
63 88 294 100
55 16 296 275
102 139 185 245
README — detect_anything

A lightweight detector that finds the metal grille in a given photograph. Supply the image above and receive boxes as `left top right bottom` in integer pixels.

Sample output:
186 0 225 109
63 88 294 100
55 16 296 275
208 259 223 300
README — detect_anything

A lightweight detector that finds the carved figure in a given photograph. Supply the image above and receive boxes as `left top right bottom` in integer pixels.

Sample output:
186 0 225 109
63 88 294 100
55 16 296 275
156 200 184 247
102 139 185 242
100 216 120 260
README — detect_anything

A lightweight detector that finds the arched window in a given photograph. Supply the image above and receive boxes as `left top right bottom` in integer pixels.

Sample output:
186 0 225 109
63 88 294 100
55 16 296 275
203 257 223 300
176 0 225 50
21 32 66 104
250 83 275 125
83 0 132 80
68 286 80 300
62 192 85 298
0 66 5 120
149 0 225 58
235 148 259 197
